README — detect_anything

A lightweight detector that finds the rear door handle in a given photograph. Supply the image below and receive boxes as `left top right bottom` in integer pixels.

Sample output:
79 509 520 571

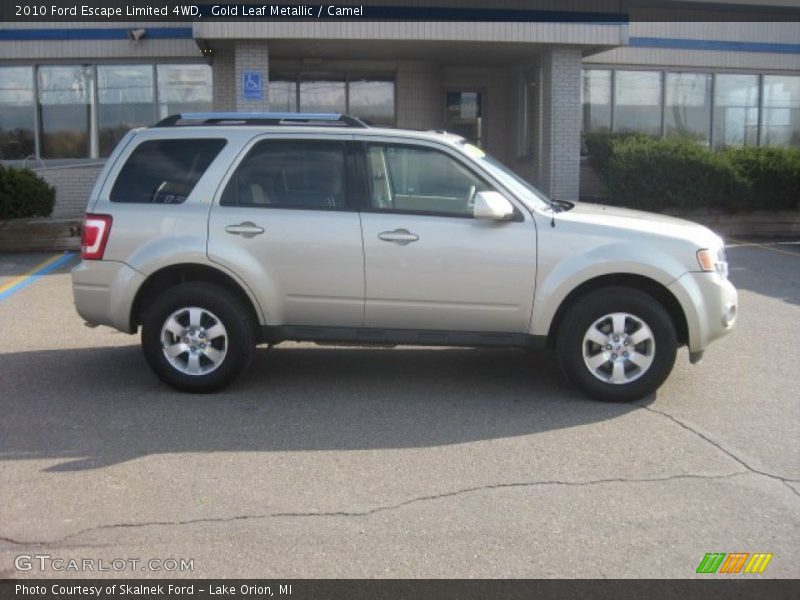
225 222 264 238
377 228 419 245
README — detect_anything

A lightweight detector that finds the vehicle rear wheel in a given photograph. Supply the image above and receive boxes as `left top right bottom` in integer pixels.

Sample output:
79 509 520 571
141 282 254 393
555 286 677 402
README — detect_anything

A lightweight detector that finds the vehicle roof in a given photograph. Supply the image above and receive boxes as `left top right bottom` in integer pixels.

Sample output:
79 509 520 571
142 122 466 146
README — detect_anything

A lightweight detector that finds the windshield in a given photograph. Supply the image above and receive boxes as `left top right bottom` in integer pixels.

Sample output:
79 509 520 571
457 141 551 210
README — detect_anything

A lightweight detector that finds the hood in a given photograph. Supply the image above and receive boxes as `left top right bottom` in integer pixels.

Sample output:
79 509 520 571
558 202 723 248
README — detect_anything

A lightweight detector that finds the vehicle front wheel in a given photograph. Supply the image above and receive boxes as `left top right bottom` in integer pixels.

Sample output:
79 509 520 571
141 282 255 393
555 287 678 402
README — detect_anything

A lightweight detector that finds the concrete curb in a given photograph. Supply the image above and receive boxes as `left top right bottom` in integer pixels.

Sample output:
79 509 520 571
0 218 82 253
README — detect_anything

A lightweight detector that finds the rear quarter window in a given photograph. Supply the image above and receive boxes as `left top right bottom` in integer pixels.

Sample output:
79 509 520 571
110 138 226 204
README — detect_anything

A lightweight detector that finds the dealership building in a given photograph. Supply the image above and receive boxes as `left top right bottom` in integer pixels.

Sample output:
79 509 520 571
1 0 799 217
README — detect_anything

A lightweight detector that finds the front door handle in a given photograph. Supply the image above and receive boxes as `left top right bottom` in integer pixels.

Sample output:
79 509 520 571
225 222 264 238
377 229 419 245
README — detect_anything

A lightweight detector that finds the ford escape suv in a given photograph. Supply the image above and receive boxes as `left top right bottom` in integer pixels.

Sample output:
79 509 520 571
72 112 737 402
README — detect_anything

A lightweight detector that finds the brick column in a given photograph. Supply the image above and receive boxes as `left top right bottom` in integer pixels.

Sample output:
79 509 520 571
211 44 235 111
535 47 582 201
234 41 270 112
396 61 442 130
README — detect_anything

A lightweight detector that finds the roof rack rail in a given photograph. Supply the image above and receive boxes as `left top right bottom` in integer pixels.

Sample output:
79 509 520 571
155 112 369 128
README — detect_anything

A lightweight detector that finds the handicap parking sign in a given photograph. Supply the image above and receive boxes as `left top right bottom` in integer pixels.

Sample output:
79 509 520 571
243 71 263 101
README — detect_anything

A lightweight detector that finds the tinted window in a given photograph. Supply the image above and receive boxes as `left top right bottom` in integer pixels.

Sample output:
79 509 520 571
221 140 347 210
365 144 490 217
111 139 225 204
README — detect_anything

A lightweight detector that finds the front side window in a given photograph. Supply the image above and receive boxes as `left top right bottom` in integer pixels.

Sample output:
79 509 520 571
221 140 347 210
365 144 491 217
110 138 225 203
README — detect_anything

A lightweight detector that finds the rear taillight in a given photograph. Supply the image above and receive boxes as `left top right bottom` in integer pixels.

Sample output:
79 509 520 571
81 214 113 260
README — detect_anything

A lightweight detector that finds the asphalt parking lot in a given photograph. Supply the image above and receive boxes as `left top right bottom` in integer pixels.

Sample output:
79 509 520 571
0 240 798 579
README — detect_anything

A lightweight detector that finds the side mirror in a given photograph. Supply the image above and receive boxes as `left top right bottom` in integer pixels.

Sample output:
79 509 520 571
473 191 515 221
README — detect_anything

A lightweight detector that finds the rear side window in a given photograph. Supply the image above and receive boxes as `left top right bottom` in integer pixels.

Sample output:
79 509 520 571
220 140 347 210
110 138 226 204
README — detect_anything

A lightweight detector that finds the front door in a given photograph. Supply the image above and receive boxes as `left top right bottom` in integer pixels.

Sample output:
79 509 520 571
358 140 537 333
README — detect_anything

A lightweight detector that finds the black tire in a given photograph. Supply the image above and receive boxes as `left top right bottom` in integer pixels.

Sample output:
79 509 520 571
141 282 255 393
555 286 678 402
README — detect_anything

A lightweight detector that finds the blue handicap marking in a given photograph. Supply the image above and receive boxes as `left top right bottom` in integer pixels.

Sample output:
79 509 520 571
243 71 263 100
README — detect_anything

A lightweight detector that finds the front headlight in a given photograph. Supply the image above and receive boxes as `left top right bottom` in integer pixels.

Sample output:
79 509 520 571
697 247 728 278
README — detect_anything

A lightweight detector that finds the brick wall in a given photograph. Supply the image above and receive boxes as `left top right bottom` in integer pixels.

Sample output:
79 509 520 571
34 163 105 219
396 61 442 131
212 44 236 111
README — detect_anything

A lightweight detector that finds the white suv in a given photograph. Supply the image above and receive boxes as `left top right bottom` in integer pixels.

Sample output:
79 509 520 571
72 112 737 402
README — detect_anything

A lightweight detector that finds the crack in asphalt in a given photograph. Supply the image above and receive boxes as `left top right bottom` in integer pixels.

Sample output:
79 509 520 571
638 404 800 499
0 471 748 548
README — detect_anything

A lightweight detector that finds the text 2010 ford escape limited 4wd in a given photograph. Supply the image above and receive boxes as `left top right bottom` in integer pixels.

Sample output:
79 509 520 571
72 112 737 402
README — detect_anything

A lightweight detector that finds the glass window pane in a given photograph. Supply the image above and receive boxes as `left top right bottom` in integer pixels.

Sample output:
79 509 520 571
582 69 611 133
365 144 491 217
38 65 93 159
267 76 297 112
613 71 662 136
348 77 395 126
221 140 347 210
111 138 226 204
299 77 346 113
98 65 154 157
0 67 35 159
762 75 800 147
713 74 759 148
157 64 212 120
665 72 711 144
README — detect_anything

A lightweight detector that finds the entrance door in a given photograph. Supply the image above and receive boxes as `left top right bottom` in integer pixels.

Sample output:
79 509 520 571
445 91 483 147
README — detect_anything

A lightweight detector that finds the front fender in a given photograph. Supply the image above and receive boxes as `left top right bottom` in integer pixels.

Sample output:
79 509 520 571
530 241 688 336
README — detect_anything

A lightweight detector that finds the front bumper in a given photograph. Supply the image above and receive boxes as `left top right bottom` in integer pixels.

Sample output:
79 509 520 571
71 260 145 333
669 271 738 354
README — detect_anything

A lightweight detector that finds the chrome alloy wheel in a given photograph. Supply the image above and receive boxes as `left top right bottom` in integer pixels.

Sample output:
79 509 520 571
160 307 228 376
581 312 655 385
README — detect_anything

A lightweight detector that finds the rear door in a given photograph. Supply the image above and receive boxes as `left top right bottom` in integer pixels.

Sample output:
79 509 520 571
207 135 364 327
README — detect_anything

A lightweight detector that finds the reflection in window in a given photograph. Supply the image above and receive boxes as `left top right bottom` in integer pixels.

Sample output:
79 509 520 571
157 64 213 120
98 65 154 157
762 75 800 147
348 77 394 125
665 72 711 143
713 74 759 148
221 140 346 210
365 144 490 217
299 77 346 113
582 69 612 134
614 71 662 136
38 65 93 158
0 67 35 159
267 77 297 112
